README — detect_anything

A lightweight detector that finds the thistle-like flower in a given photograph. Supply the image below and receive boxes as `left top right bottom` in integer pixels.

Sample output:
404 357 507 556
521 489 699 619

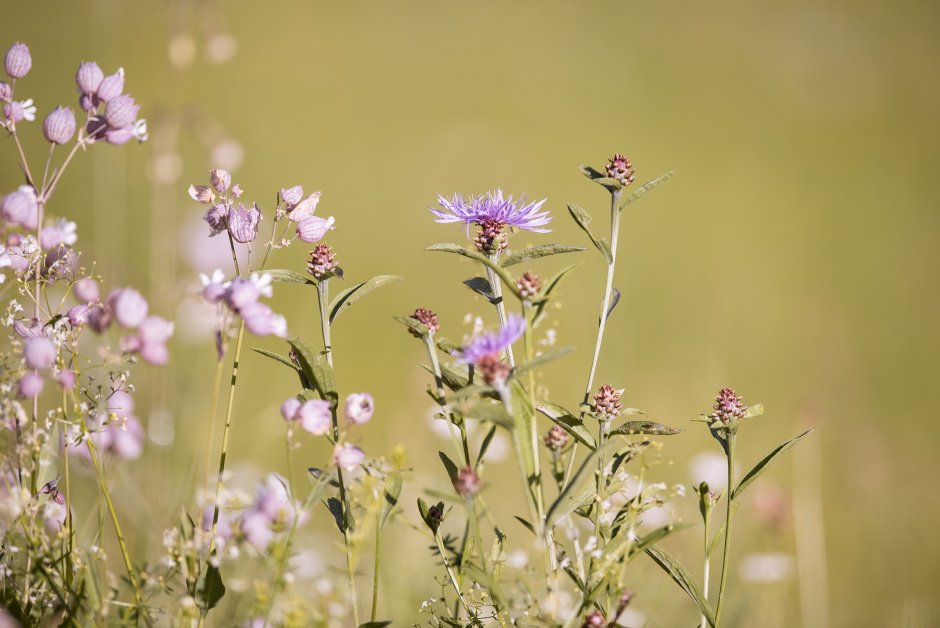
409 307 440 336
306 244 337 279
516 271 540 299
709 387 747 424
430 190 550 253
606 153 635 186
593 384 623 421
455 314 525 385
544 425 570 451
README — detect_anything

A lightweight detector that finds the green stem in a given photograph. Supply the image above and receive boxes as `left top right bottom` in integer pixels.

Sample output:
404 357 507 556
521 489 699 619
701 506 712 628
315 280 333 368
435 531 471 614
371 507 381 622
202 352 226 490
485 259 514 367
424 333 471 466
714 432 737 627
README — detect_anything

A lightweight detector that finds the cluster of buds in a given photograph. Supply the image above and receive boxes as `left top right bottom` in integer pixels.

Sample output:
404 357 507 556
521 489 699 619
516 271 541 300
472 218 508 255
409 307 440 337
280 186 335 244
191 170 268 244
76 61 148 145
306 244 337 279
606 153 635 186
709 387 748 424
453 467 482 498
200 270 288 338
544 425 570 452
593 384 624 421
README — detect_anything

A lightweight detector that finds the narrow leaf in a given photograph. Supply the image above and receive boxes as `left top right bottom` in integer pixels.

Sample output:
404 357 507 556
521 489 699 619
577 164 622 192
646 544 716 627
606 288 621 320
359 622 394 628
380 471 402 528
463 276 496 303
394 314 429 337
251 347 298 371
513 515 536 535
438 451 459 483
536 402 596 449
425 243 521 298
460 400 513 428
618 170 676 211
500 244 585 267
732 429 813 500
329 275 403 324
567 203 612 262
266 268 314 285
287 338 336 396
513 346 574 378
609 420 684 437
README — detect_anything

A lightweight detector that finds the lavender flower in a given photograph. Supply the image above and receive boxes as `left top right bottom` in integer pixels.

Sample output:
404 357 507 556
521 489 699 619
2 185 38 228
455 314 525 385
431 190 551 253
39 219 78 250
239 301 287 338
227 203 262 243
287 192 321 222
75 61 104 95
73 277 100 303
123 315 174 365
108 288 149 328
55 369 76 390
23 335 56 370
3 99 36 124
238 474 307 550
280 185 303 207
280 398 302 422
104 94 139 129
4 43 31 79
42 107 76 145
296 215 335 243
202 204 227 236
209 168 232 193
333 443 365 471
344 393 374 426
297 399 332 435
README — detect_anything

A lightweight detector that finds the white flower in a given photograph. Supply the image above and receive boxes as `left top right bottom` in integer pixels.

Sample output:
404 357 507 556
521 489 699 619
20 99 36 122
248 272 273 298
132 118 148 142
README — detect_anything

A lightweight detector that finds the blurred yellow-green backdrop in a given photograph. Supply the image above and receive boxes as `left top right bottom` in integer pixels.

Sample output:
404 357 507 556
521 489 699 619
3 0 939 625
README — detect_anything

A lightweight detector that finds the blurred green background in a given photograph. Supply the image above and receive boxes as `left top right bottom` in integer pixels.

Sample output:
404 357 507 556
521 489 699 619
3 0 938 625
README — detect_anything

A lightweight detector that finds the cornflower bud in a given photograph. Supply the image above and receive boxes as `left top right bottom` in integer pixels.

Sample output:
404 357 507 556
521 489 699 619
606 153 635 186
544 425 570 451
409 307 439 336
593 384 623 420
710 387 747 423
516 271 540 299
306 244 337 279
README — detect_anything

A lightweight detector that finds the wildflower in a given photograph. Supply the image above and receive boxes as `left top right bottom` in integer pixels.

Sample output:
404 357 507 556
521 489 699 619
13 318 42 338
344 392 374 426
104 94 138 129
430 190 551 234
40 219 78 250
239 301 287 337
18 371 43 398
297 399 332 435
287 192 321 222
199 269 228 304
333 443 365 471
67 304 91 327
455 314 525 385
544 425 569 451
189 185 216 205
202 205 227 235
39 478 66 506
516 271 540 299
306 244 337 279
42 106 76 144
108 288 149 328
75 61 104 95
227 203 261 243
605 153 635 186
280 185 303 207
96 68 124 102
3 99 36 124
593 384 623 421
296 214 335 243
0 81 9 101
239 474 305 550
2 185 38 228
55 369 76 390
23 335 56 370
123 315 174 365
709 387 748 423
453 467 481 498
209 168 231 193
280 398 302 422
4 43 31 79
409 307 439 336
73 277 100 303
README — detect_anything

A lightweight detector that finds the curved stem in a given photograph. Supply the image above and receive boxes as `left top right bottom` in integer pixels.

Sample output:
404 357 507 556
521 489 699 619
714 433 737 626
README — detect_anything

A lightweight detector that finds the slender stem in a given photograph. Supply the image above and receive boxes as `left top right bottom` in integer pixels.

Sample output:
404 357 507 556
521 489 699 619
424 333 471 466
485 259 514 367
202 352 226 490
701 506 712 628
435 531 471 613
10 127 35 187
714 433 736 627
370 506 381 622
315 280 333 367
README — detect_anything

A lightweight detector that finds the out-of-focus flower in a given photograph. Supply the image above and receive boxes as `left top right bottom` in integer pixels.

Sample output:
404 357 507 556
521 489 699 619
123 315 174 365
453 467 481 497
23 335 56 370
13 318 42 338
516 271 541 299
296 215 335 243
239 474 306 550
287 192 320 222
4 42 31 79
76 61 104 95
739 552 795 583
67 304 91 327
455 314 524 385
298 399 332 435
202 204 227 236
544 425 569 451
344 393 374 425
73 277 100 303
18 371 43 398
227 203 261 243
55 369 76 390
209 168 231 193
280 398 302 422
199 269 228 304
42 106 76 145
333 443 365 471
109 288 149 329
239 301 287 338
582 610 605 628
689 452 728 492
200 505 233 542
2 185 38 228
189 185 217 205
40 219 78 250
3 99 36 124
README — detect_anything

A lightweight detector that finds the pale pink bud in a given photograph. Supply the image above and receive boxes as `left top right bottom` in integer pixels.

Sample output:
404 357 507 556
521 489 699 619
230 183 243 198
23 335 56 370
43 106 76 144
73 277 99 303
75 62 104 95
332 443 365 471
4 43 31 79
139 342 169 365
188 184 215 205
280 185 303 207
209 169 231 193
280 398 302 422
295 215 334 243
104 94 138 129
298 400 332 435
55 369 76 390
96 68 124 102
287 192 320 221
18 371 43 398
344 392 374 426
109 288 148 328
227 203 261 243
225 277 259 310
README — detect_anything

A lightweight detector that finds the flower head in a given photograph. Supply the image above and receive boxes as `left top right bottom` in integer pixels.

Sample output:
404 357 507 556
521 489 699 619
430 190 551 234
344 393 375 426
296 215 334 243
455 314 525 366
409 307 439 336
104 94 139 129
544 425 570 451
23 335 56 370
593 384 623 421
606 153 635 186
306 244 337 279
227 203 261 243
516 271 540 299
76 62 104 95
709 387 747 424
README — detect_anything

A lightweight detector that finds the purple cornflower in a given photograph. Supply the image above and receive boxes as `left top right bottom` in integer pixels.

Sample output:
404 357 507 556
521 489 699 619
455 314 525 385
431 190 550 253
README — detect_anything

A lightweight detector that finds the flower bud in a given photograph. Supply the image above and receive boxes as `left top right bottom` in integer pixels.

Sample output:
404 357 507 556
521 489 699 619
73 277 100 303
67 304 91 327
230 183 243 198
96 68 124 102
409 307 440 336
593 384 624 420
109 288 149 329
23 335 56 370
4 43 31 79
104 94 139 129
344 392 374 425
306 244 337 279
516 271 541 299
18 371 44 398
55 369 76 390
0 81 10 101
227 203 261 243
295 215 334 243
76 61 104 95
86 302 112 333
43 106 76 144
544 425 570 451
209 168 231 193
582 610 605 628
605 153 635 186
78 92 98 113
280 185 303 207
1 186 37 226
287 192 320 221
453 467 482 498
280 398 302 422
709 387 747 423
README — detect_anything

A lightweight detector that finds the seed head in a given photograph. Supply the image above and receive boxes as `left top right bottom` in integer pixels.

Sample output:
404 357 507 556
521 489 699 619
4 43 31 79
544 425 570 451
410 307 439 336
516 271 541 299
606 153 635 186
710 387 747 423
593 384 623 420
453 467 482 498
42 106 76 145
306 244 337 279
427 504 444 529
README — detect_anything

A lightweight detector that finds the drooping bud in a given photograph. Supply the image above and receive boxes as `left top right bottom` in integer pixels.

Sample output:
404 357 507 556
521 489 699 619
709 387 747 424
75 61 104 95
104 94 139 129
593 384 623 421
453 467 482 498
96 68 124 102
202 204 228 236
306 244 337 279
516 271 541 299
409 307 440 336
280 398 302 422
4 43 31 79
209 168 231 193
227 203 261 243
544 425 570 451
605 153 635 186
295 214 334 243
42 106 76 144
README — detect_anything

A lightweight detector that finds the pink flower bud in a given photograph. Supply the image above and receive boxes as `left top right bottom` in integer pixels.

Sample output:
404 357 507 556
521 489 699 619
227 203 261 243
73 277 99 303
333 443 365 471
107 390 135 418
23 335 56 370
344 392 375 425
188 184 215 205
280 398 302 422
75 62 104 95
18 371 43 398
287 192 321 222
109 288 148 329
295 215 335 243
230 183 243 198
4 43 31 79
96 68 124 102
298 399 332 435
86 302 112 333
280 185 303 207
42 106 76 144
139 342 169 365
104 94 138 129
209 169 231 193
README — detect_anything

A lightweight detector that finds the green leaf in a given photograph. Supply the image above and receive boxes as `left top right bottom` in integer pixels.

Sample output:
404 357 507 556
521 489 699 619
459 399 513 428
586 522 691 599
732 429 813 500
251 347 297 371
438 451 459 483
359 622 394 628
618 170 676 211
578 164 622 192
195 561 226 612
609 420 684 437
380 471 402 528
513 515 536 535
500 244 586 268
566 203 612 262
425 243 522 299
463 276 496 303
394 314 429 338
536 402 596 449
546 441 619 527
328 275 403 324
266 268 315 285
417 498 444 533
740 403 764 422
287 338 336 396
513 346 574 378
646 545 715 627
